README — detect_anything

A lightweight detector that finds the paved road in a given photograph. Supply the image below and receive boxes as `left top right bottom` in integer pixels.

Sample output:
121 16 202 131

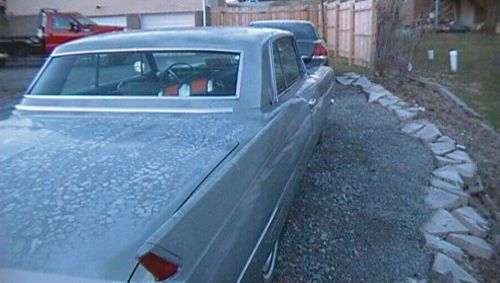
274 84 434 282
0 66 39 120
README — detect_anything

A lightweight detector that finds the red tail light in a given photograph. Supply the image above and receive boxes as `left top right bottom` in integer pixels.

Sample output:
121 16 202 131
313 42 328 59
139 252 178 281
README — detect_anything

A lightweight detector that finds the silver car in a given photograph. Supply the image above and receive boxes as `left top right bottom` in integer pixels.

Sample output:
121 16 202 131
0 27 334 282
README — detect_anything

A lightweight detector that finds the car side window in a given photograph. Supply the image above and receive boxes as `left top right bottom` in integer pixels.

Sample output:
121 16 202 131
272 37 302 95
272 44 287 93
52 15 73 30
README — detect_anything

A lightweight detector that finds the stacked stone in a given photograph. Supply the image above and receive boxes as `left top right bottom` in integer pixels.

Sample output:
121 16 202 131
336 74 497 283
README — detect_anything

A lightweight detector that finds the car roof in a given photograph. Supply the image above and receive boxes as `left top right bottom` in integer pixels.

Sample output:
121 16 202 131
52 27 291 56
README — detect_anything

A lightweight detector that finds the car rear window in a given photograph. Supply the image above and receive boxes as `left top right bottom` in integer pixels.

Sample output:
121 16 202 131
30 51 240 97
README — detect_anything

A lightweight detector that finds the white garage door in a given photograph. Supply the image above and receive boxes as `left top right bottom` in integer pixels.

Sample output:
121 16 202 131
140 12 195 29
89 16 127 27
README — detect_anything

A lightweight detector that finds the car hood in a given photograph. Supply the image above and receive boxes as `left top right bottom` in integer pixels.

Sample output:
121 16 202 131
0 113 252 282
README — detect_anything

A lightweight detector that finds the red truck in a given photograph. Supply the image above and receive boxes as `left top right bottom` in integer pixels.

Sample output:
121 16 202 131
0 9 124 65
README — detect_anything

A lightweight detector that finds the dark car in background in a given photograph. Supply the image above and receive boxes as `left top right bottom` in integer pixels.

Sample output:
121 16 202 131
250 20 329 70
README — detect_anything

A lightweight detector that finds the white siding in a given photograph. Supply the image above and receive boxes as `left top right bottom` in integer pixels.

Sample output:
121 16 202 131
89 16 127 27
140 12 195 29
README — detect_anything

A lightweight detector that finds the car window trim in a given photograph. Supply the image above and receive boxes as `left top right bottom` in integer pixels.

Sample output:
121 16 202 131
269 35 306 102
27 48 244 100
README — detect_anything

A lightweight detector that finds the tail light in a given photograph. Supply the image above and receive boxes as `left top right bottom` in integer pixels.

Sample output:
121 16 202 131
312 41 328 59
139 252 178 281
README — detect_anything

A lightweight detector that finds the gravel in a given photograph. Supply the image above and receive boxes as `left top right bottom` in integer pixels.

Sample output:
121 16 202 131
274 84 435 282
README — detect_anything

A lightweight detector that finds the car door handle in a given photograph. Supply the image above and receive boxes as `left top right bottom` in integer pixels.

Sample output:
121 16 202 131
308 98 317 107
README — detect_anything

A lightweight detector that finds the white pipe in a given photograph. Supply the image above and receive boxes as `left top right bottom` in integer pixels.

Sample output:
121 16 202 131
449 49 458 72
202 0 207 27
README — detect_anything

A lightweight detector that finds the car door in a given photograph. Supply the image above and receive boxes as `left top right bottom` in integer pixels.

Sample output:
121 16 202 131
274 36 325 146
45 14 83 54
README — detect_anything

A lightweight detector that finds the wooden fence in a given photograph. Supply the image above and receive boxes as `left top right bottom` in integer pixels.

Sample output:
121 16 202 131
210 0 377 68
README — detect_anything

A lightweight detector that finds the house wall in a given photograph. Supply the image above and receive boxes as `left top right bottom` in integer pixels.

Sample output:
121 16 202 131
5 0 205 16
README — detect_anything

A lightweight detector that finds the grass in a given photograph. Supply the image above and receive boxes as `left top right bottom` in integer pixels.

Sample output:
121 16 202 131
413 32 500 130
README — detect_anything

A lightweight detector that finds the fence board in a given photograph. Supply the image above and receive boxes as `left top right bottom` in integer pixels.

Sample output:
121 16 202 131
210 0 377 68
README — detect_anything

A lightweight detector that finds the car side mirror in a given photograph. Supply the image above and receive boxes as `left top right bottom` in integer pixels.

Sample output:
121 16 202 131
69 22 80 32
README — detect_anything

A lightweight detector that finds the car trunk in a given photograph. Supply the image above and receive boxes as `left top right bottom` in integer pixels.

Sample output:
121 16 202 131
0 113 246 281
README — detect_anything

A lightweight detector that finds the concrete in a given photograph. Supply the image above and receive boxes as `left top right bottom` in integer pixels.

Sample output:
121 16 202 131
447 233 494 259
452 207 490 238
401 121 426 134
421 209 470 237
431 253 478 283
454 163 477 180
394 108 418 121
425 187 467 211
429 138 456 156
446 150 473 164
432 165 464 188
424 233 467 262
412 123 441 143
436 155 463 167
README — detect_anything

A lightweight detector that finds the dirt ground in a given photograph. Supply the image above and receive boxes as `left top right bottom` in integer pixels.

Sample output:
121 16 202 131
375 75 500 281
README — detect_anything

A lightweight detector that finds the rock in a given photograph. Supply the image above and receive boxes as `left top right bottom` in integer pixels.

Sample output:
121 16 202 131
454 163 476 180
481 194 500 221
468 197 491 220
404 277 427 283
447 233 494 259
421 209 470 237
431 253 478 283
430 177 468 201
353 76 372 89
433 165 464 188
452 207 490 238
343 72 361 79
438 136 455 144
446 150 472 164
336 76 356 86
436 155 463 167
368 89 391 103
425 187 467 210
401 121 426 134
467 178 485 195
424 233 467 262
394 108 418 121
430 140 456 156
378 96 400 107
413 123 441 142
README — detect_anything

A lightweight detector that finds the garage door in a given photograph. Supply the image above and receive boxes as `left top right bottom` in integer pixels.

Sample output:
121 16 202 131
140 12 195 29
89 16 127 27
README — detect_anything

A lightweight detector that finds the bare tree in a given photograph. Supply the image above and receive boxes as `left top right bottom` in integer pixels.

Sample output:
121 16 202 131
374 0 422 76
485 0 500 33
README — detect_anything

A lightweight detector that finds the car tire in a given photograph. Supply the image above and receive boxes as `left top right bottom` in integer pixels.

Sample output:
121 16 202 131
262 239 279 283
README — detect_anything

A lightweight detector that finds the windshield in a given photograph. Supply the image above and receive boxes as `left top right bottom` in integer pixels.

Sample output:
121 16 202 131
71 14 96 26
30 51 240 97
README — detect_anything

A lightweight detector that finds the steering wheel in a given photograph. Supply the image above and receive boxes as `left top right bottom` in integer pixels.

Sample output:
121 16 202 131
165 62 195 83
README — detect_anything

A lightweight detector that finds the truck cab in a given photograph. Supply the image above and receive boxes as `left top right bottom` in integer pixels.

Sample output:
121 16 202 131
39 9 124 54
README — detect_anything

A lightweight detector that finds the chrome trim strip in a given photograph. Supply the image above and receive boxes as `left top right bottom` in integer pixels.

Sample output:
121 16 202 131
52 48 242 57
15 105 234 114
23 95 238 101
236 197 280 283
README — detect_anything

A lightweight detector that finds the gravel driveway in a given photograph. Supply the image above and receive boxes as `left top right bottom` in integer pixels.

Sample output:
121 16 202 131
275 84 435 282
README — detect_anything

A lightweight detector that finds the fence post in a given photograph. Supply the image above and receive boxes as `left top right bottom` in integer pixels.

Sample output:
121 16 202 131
349 0 355 66
335 2 340 57
370 0 378 71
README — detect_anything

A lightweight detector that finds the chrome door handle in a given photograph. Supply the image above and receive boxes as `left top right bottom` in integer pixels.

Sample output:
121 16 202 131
308 98 317 107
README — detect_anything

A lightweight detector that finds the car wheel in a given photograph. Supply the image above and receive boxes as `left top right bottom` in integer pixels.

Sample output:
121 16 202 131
262 239 279 283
